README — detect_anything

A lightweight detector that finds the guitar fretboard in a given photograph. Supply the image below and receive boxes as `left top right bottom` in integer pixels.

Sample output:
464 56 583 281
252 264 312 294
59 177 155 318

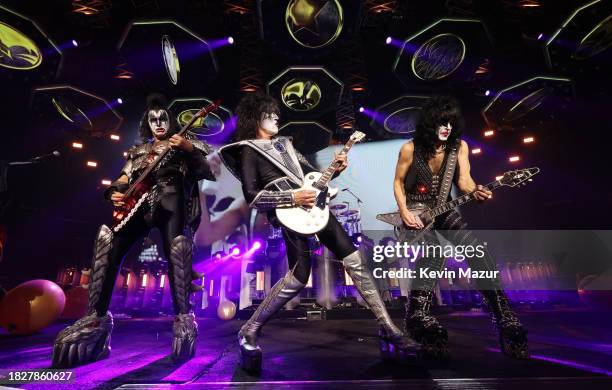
429 180 502 218
313 140 355 190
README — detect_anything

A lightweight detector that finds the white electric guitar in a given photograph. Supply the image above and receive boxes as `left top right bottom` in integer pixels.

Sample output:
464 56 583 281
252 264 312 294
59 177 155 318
276 131 366 235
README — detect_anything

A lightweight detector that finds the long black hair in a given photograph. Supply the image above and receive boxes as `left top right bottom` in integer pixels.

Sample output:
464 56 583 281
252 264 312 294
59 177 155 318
413 95 464 158
138 93 179 141
234 92 280 141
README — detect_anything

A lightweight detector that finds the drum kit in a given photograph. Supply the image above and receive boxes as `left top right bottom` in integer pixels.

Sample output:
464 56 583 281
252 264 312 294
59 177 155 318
330 203 362 237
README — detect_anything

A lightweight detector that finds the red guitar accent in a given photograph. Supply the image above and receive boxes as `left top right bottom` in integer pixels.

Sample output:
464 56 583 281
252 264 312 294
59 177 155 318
112 100 220 232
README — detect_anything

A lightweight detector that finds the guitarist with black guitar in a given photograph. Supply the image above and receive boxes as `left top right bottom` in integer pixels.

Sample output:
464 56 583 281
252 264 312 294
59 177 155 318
219 93 417 374
52 94 216 367
391 96 529 360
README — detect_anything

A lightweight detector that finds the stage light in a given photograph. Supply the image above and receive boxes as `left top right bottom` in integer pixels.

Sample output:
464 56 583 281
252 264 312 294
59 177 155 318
86 161 97 167
227 36 234 44
110 134 120 141
523 136 535 143
351 86 365 92
214 251 224 260
537 33 543 40
358 106 364 113
385 36 392 44
101 179 111 185
484 130 495 137
160 274 166 288
141 273 148 287
116 98 123 104
485 90 491 96
72 39 78 47
230 246 241 257
509 155 520 162
72 142 83 149
472 148 482 155
252 240 262 250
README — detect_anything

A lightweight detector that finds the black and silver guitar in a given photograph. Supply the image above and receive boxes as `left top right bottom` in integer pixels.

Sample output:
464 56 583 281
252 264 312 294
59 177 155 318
376 167 540 239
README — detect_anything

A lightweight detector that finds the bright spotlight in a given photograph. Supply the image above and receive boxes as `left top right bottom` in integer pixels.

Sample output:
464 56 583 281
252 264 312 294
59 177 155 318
385 36 392 45
358 106 364 113
72 39 78 47
227 36 234 44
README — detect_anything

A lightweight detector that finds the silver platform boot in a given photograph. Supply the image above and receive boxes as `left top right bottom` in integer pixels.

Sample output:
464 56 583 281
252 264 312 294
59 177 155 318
342 250 419 361
52 225 114 368
238 272 305 373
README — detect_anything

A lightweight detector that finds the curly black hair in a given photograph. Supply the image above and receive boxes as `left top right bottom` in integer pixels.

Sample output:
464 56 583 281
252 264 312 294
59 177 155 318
413 95 464 158
138 93 179 141
234 92 280 141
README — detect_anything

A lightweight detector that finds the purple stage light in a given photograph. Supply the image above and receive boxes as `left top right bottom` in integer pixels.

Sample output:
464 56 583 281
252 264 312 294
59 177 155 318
485 90 491 96
358 106 365 113
72 39 78 47
230 246 241 256
385 36 392 45
116 98 123 104
228 36 234 45
252 240 262 250
537 33 543 40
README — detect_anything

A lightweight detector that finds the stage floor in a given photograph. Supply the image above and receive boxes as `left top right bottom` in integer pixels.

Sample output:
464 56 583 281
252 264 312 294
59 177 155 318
1 307 611 389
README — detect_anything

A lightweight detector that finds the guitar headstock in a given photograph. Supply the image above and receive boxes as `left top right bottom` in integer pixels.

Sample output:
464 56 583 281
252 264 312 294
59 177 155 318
498 167 540 187
196 99 221 118
349 131 366 143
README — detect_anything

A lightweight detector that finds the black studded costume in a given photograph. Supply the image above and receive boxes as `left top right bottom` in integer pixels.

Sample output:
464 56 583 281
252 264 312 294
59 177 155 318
402 139 528 359
220 136 417 373
52 98 215 368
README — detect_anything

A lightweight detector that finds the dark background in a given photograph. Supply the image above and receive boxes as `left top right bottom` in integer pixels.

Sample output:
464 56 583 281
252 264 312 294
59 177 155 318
1 0 610 288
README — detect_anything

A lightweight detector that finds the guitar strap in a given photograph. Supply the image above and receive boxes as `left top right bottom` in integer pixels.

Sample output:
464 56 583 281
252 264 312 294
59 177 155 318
435 143 459 208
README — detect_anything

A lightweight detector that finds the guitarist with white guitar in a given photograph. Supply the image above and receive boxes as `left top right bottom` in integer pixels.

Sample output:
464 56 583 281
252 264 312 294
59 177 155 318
220 93 417 374
390 96 529 360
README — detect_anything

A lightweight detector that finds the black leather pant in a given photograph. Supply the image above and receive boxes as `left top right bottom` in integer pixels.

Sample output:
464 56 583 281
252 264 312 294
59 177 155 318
94 194 186 316
282 213 356 284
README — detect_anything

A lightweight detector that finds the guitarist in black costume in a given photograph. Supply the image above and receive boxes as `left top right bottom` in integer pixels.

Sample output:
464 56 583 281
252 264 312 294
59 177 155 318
220 93 417 373
393 96 529 359
52 94 215 367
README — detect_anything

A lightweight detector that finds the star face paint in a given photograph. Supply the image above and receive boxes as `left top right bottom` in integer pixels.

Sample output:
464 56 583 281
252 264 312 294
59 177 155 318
260 112 279 136
437 122 452 141
148 109 170 140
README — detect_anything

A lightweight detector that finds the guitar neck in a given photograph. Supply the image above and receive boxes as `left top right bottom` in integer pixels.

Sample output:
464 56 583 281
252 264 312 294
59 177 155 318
429 180 502 218
314 140 355 189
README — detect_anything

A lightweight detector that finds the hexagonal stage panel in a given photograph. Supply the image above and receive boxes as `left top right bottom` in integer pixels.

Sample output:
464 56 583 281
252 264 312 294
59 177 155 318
0 4 63 83
481 76 573 131
370 95 430 136
31 85 124 138
544 0 612 71
279 121 332 154
117 20 218 94
168 97 233 142
393 18 493 89
267 66 343 120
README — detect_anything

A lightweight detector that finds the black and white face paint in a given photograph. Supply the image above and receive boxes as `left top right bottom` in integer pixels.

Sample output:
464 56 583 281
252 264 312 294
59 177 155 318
259 112 279 136
437 122 452 141
148 109 170 140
